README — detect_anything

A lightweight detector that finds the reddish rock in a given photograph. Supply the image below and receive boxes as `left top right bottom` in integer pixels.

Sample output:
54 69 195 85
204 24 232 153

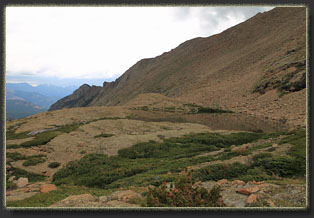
232 180 246 186
247 194 257 204
40 184 57 193
248 186 260 193
236 188 251 195
217 179 228 186
17 177 28 188
6 192 11 196
237 186 260 195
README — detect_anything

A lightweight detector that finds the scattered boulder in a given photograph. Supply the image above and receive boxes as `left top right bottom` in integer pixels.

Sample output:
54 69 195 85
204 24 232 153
217 179 228 186
8 176 16 182
247 194 258 204
16 178 28 188
236 188 251 195
232 180 246 186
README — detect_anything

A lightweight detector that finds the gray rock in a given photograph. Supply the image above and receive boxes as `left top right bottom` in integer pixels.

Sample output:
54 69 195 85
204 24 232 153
16 177 28 188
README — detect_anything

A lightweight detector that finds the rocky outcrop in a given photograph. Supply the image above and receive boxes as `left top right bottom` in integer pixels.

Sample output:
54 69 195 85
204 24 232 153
49 84 102 111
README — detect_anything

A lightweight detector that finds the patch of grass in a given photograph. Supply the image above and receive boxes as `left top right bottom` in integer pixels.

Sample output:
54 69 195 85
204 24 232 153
6 152 27 161
6 144 20 149
6 185 115 207
56 123 81 133
6 181 17 191
94 133 114 138
7 167 46 183
23 156 46 166
51 130 305 193
20 131 59 148
184 103 233 114
48 162 61 169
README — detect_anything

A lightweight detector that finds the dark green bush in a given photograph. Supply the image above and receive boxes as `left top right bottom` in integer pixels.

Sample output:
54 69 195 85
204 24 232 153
7 152 27 161
22 155 46 166
48 162 61 169
147 170 224 207
94 133 114 138
20 131 59 147
195 162 249 181
8 167 45 182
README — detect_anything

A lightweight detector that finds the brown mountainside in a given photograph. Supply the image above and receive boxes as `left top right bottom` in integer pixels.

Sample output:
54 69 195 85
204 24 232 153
49 7 306 126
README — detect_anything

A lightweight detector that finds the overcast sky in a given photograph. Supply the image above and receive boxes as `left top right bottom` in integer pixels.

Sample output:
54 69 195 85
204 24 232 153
6 6 274 87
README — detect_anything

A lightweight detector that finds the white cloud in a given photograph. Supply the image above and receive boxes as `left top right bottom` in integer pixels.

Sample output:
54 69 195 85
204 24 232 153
6 6 273 83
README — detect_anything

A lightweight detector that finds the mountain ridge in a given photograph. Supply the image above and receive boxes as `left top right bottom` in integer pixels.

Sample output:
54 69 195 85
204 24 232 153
49 7 306 127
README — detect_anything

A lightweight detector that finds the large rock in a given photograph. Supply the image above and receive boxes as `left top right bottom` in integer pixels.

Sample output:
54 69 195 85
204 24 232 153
16 178 28 188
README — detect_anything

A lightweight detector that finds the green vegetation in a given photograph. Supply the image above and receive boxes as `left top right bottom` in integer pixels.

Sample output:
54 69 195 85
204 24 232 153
147 170 224 207
6 185 114 207
6 124 30 140
23 155 46 166
7 152 27 161
6 144 20 149
6 152 47 167
185 103 233 114
48 162 61 169
194 128 306 182
94 133 114 138
52 131 279 189
7 167 46 184
20 131 59 148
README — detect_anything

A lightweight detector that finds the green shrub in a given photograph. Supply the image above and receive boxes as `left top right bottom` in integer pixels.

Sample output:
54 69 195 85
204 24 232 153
195 162 249 181
20 131 59 148
48 162 61 169
6 181 17 190
94 133 114 138
147 170 224 207
6 144 20 149
8 167 46 182
7 152 27 161
23 156 46 166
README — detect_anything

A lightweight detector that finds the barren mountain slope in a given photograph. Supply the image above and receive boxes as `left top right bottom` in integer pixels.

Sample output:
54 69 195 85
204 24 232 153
49 7 306 126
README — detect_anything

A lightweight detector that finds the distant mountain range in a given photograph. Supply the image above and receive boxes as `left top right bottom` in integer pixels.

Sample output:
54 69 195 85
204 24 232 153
6 83 78 120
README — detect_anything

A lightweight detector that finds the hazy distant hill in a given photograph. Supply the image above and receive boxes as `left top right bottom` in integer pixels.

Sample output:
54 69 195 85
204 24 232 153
6 99 46 120
6 89 59 109
6 83 78 99
6 83 78 120
49 7 306 126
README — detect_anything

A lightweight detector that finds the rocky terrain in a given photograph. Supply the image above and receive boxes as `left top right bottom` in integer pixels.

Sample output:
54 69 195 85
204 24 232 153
49 7 306 127
5 7 307 209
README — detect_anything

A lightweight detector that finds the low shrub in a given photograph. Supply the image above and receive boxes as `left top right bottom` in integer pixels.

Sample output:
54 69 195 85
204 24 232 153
48 162 61 169
195 162 249 182
20 131 59 148
147 170 224 207
22 155 46 166
94 133 114 138
7 167 46 183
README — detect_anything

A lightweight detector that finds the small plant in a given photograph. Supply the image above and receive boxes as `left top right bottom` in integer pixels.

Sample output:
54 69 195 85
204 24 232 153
80 150 86 154
48 162 61 169
23 156 46 166
94 133 114 138
147 169 224 207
